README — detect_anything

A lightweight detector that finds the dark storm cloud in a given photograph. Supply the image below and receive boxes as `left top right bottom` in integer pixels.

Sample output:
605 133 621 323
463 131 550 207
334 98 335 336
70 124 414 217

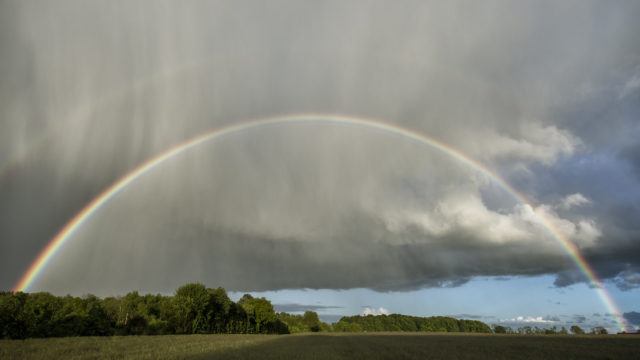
620 143 640 181
1 0 640 293
29 215 576 295
623 312 640 326
614 271 640 291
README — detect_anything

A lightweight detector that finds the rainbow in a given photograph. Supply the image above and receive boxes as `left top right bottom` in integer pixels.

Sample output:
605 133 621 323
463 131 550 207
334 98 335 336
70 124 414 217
12 113 628 331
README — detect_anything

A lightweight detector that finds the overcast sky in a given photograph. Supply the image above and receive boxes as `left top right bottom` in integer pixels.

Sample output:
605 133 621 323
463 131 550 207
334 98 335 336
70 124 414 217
1 0 639 331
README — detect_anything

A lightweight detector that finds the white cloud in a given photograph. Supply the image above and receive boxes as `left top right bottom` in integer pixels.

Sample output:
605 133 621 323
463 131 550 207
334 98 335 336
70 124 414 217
383 193 534 245
460 122 580 166
501 316 557 324
558 193 591 210
362 307 390 316
382 188 602 251
534 205 601 248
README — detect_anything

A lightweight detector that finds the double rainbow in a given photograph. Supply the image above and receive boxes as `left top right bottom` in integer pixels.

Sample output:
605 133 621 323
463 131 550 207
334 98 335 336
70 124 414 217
12 114 627 331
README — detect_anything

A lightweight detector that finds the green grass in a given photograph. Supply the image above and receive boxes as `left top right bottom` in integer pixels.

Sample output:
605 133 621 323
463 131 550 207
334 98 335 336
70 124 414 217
2 333 639 359
0 334 276 360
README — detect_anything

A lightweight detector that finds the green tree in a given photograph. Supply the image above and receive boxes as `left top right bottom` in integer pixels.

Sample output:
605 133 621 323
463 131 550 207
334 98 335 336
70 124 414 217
82 295 112 336
104 292 148 335
173 283 212 334
493 325 507 334
227 302 249 333
302 311 322 332
0 292 28 339
1 284 295 338
570 325 585 334
208 287 233 333
333 314 490 333
22 292 62 337
238 295 277 333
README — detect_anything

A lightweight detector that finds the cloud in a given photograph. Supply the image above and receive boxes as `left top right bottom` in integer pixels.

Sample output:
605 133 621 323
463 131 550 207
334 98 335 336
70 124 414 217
558 193 591 210
619 142 640 181
619 70 640 99
273 303 343 313
500 316 557 324
613 269 640 291
362 307 390 316
449 314 491 320
1 0 640 295
462 123 580 166
623 311 640 326
496 313 622 332
383 193 602 249
573 315 587 324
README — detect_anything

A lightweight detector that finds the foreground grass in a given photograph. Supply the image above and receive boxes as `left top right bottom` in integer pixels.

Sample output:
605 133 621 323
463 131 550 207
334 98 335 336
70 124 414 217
2 333 639 360
201 333 640 360
0 334 277 360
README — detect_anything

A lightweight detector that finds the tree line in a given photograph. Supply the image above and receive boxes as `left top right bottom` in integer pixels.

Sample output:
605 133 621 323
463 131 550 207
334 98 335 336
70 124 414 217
4 282 607 339
0 283 314 339
492 324 608 335
333 314 492 333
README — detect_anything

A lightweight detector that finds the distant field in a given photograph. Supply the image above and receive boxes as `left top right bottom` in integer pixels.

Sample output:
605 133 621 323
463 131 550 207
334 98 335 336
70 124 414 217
2 333 639 360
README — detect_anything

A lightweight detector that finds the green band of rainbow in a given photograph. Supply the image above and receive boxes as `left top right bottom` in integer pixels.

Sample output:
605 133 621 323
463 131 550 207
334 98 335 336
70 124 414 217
12 113 628 331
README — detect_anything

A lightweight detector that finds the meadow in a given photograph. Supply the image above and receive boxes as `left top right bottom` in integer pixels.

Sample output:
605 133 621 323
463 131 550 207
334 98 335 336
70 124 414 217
2 333 639 360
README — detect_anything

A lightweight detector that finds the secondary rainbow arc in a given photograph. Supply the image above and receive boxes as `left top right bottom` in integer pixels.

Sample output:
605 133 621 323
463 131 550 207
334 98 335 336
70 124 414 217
12 113 628 331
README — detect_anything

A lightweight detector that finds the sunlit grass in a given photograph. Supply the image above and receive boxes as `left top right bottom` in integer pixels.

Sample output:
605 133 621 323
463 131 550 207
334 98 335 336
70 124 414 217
0 334 277 360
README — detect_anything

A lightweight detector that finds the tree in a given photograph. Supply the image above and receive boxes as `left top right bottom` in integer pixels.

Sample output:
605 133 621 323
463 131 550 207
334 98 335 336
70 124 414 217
82 295 112 336
22 292 62 337
173 283 212 334
493 325 507 334
570 325 585 334
333 314 491 333
591 326 608 335
0 284 293 338
207 287 233 333
238 295 277 333
0 292 28 339
227 302 249 334
302 311 322 332
104 292 147 335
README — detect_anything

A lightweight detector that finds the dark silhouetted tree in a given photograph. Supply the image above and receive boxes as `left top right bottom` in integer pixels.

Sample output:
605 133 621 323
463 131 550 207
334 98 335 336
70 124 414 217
570 325 585 334
493 325 507 334
591 326 608 335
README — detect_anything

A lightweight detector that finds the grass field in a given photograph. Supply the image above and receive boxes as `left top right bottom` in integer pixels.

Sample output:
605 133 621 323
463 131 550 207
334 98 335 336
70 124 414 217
2 333 639 359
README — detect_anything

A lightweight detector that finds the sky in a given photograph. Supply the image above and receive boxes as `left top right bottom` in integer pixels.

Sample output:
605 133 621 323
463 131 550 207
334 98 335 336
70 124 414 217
1 0 639 332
